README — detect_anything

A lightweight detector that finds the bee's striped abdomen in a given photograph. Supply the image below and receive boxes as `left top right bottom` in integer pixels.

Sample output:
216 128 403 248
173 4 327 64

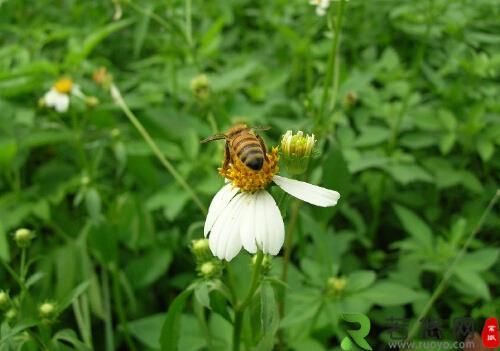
231 133 264 171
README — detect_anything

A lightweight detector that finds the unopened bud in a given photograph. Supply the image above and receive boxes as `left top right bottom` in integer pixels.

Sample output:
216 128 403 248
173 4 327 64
39 302 57 320
93 67 113 88
198 260 222 279
190 74 210 100
280 130 316 175
5 307 17 321
191 239 212 261
85 96 99 107
14 228 35 248
38 97 46 108
327 276 347 296
0 291 10 310
110 128 121 139
81 176 91 187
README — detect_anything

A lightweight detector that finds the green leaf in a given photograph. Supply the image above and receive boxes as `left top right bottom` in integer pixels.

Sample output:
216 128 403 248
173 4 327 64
125 249 173 289
65 19 134 66
256 282 279 351
0 223 10 262
453 269 490 300
0 137 17 167
457 249 500 271
159 288 193 351
477 139 494 161
346 271 376 293
393 204 433 249
384 163 433 184
85 188 102 222
354 126 390 147
357 281 423 306
53 329 93 351
58 281 90 313
129 314 165 349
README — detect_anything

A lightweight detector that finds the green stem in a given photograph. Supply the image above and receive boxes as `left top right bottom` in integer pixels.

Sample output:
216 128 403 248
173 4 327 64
405 189 499 342
232 251 264 351
19 248 27 282
315 0 346 131
102 269 114 351
111 268 136 351
110 84 207 214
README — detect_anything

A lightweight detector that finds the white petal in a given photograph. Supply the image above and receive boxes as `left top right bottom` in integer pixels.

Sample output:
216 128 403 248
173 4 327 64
54 94 70 113
254 191 284 256
208 194 244 261
239 193 258 254
273 175 340 207
44 89 70 113
204 183 239 237
44 89 59 106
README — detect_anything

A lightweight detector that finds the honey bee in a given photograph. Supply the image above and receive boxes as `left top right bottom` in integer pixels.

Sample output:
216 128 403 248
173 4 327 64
201 123 270 171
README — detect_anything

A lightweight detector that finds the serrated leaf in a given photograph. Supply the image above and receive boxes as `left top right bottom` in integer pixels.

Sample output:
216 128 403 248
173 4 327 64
393 205 433 249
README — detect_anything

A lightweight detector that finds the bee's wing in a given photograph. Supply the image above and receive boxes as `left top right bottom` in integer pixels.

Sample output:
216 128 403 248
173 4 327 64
200 133 226 143
251 126 271 132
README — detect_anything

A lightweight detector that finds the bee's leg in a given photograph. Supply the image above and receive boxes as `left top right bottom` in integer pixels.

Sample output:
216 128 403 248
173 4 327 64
223 142 231 170
257 135 269 161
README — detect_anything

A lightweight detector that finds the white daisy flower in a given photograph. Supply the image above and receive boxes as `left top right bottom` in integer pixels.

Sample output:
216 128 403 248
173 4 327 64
309 0 331 16
204 142 340 261
43 78 82 113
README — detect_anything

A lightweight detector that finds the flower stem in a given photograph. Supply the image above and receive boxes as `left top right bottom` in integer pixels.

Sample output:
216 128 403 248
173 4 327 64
19 248 27 282
110 84 207 215
233 251 264 351
315 0 346 132
405 189 500 342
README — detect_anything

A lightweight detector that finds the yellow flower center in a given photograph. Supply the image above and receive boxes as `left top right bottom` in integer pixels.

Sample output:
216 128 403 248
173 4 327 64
219 147 279 192
53 78 73 94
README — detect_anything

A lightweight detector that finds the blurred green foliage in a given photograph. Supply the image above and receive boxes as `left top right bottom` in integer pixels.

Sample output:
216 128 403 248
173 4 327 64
0 0 499 350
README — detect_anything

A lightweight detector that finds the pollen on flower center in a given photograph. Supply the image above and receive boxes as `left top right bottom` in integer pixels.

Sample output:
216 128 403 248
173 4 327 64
219 147 279 192
53 78 73 94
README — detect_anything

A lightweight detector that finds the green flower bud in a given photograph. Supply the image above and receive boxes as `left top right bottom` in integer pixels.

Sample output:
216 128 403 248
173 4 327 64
85 96 99 107
14 228 35 248
0 290 10 310
190 74 210 100
5 307 17 321
327 276 347 297
191 239 212 262
39 301 57 320
280 130 316 175
198 260 222 279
